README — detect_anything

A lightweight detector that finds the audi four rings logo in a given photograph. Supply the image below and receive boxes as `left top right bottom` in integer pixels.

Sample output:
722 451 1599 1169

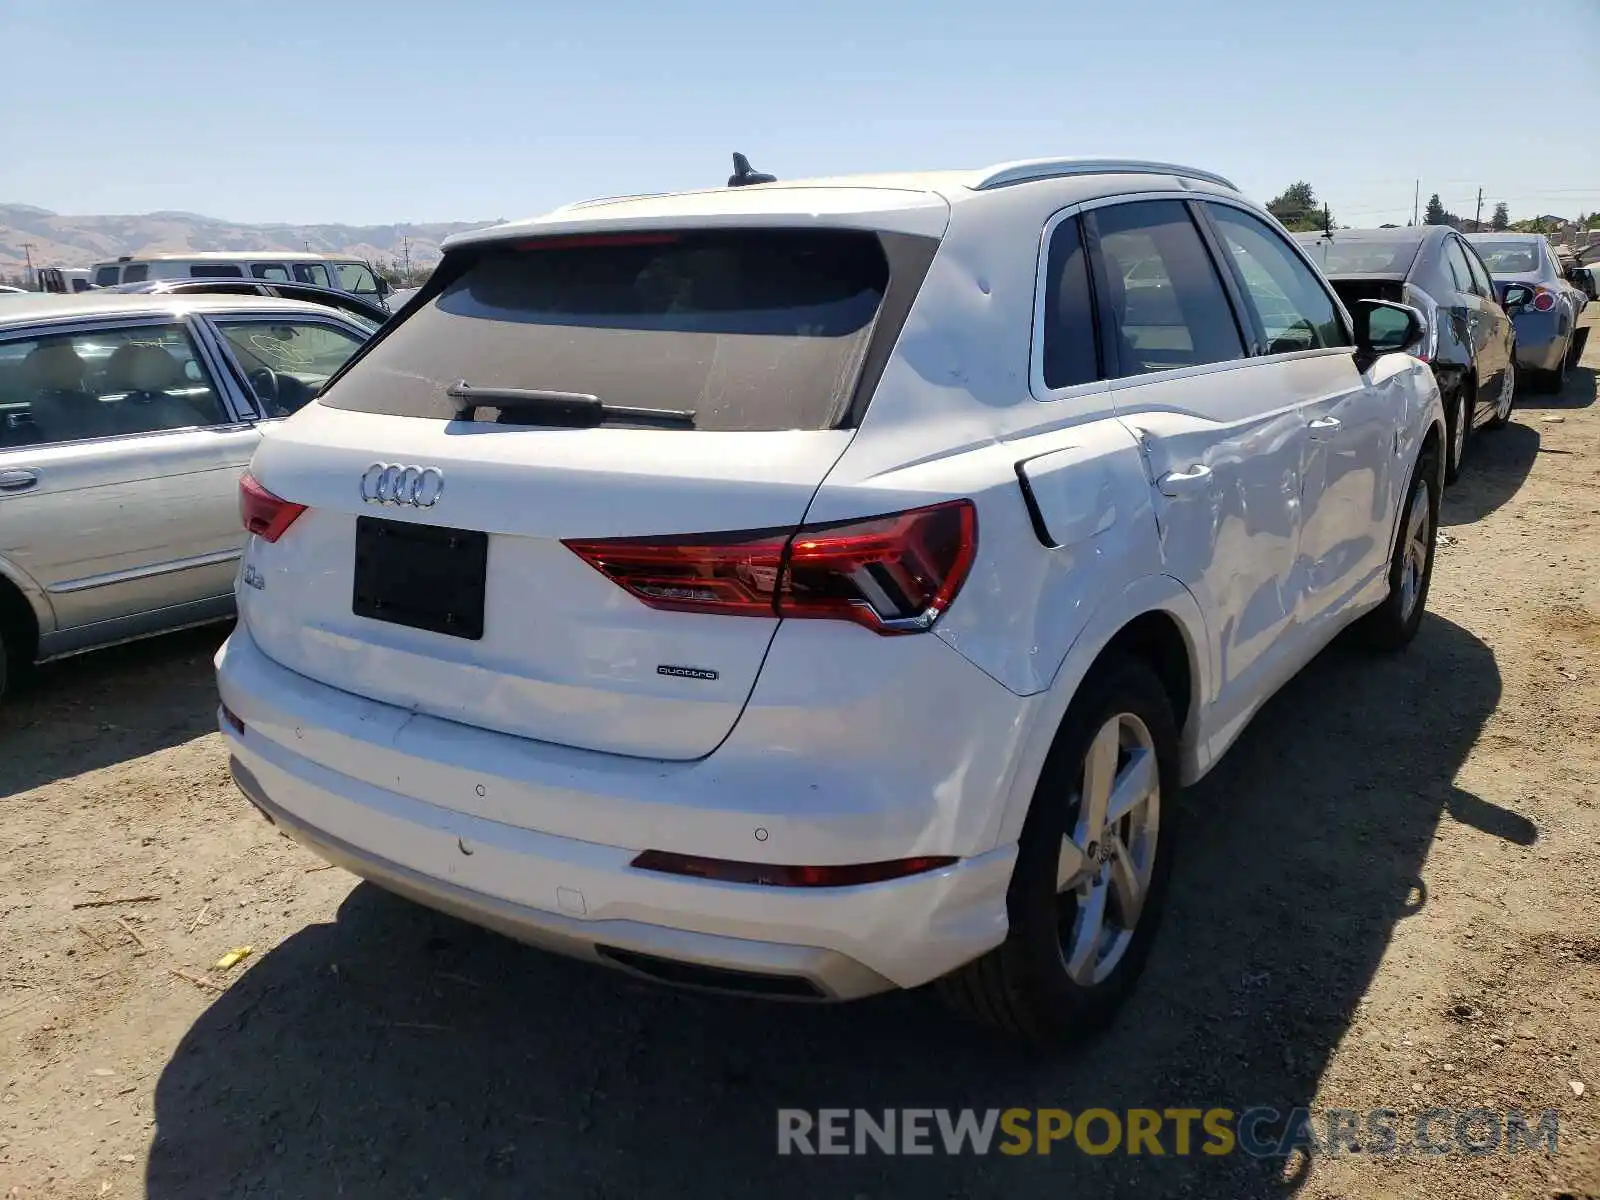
360 463 444 508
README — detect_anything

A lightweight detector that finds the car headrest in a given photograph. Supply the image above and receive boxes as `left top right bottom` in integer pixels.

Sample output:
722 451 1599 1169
105 343 183 394
22 342 88 391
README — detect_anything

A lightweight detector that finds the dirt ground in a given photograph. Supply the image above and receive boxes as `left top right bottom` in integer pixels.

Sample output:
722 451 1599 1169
3 316 1599 1200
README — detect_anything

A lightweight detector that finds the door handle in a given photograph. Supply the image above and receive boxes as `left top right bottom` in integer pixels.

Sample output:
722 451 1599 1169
0 468 38 492
1157 464 1212 496
1307 416 1342 439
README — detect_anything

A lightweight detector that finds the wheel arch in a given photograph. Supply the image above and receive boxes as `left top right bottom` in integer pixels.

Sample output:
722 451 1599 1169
983 574 1210 852
0 556 52 666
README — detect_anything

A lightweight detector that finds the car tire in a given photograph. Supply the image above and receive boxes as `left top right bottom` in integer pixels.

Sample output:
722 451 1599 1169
1486 359 1517 429
1532 346 1570 395
1566 326 1589 370
937 652 1178 1047
0 630 8 707
1444 386 1470 484
1357 448 1438 653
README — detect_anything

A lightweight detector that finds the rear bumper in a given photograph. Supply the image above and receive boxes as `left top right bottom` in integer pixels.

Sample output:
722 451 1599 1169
216 628 1018 998
1511 309 1570 372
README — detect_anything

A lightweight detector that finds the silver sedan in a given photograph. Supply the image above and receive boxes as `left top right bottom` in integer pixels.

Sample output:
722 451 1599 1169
0 293 373 701
1466 233 1588 393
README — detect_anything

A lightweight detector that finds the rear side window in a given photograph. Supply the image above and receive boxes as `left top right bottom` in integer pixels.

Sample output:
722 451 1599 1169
94 266 121 287
1464 249 1494 299
122 264 148 284
292 263 332 287
1084 200 1244 377
321 229 894 431
1040 215 1100 390
1442 240 1477 296
190 264 244 278
251 263 290 281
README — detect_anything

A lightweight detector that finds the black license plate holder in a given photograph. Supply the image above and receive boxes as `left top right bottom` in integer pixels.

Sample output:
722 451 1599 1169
352 516 488 640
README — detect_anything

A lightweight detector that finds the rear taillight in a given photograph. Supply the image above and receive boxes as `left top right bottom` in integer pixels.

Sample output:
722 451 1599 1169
564 499 977 635
1402 286 1439 362
239 472 306 543
1532 287 1557 312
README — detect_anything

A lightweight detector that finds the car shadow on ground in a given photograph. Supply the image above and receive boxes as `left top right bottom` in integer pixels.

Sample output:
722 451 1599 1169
1516 363 1596 413
147 616 1529 1200
1444 419 1540 526
0 624 227 798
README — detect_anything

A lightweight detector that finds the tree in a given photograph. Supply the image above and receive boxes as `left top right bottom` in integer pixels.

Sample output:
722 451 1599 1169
1267 181 1335 232
1424 193 1449 226
1491 202 1510 231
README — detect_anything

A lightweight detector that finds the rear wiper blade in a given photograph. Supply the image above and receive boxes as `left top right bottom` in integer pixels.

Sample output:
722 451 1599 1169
448 382 695 428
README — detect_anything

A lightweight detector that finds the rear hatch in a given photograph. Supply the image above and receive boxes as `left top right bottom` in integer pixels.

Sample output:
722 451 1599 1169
1325 276 1407 307
242 224 937 760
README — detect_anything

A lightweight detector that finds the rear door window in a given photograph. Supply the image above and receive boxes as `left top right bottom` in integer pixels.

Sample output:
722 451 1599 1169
1083 200 1245 377
190 263 244 278
121 264 149 284
94 266 121 287
320 229 895 431
251 263 291 281
0 323 229 448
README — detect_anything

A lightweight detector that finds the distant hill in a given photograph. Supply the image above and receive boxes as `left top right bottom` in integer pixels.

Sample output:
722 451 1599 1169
0 204 504 276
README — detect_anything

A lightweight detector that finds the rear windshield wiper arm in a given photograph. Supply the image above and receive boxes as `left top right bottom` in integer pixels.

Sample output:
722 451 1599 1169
448 382 696 428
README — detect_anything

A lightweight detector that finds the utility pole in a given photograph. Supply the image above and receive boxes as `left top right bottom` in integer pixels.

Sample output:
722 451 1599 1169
20 242 36 291
402 236 411 281
1474 187 1484 231
1413 180 1420 227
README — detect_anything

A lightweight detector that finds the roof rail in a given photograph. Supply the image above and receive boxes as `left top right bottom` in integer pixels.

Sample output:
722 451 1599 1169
548 191 669 214
973 158 1238 192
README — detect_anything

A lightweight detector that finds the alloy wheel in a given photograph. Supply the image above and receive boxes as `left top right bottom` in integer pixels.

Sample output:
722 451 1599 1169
1398 483 1431 623
1496 363 1516 422
1056 712 1161 986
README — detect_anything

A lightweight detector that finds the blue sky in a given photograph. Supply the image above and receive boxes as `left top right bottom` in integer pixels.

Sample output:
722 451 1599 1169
2 0 1596 228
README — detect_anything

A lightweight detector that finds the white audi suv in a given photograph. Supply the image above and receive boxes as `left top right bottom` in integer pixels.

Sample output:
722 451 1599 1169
215 159 1446 1043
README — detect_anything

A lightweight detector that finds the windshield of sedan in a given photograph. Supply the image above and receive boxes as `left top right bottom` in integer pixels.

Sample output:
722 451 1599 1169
1295 235 1422 276
1470 240 1541 274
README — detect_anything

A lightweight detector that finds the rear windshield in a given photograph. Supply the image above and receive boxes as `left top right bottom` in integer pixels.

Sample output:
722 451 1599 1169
319 229 892 431
1470 240 1541 274
1295 235 1422 276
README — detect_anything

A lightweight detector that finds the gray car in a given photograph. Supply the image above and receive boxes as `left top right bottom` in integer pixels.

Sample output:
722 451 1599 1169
1465 233 1587 392
0 293 372 701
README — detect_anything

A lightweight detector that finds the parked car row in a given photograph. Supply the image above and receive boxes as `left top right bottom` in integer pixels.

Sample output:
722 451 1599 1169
104 277 391 327
3 158 1584 1048
1296 226 1587 484
14 252 412 315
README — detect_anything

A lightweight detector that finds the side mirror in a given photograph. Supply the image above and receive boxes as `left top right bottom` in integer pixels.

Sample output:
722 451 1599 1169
1501 283 1534 311
1351 299 1424 370
375 276 391 296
